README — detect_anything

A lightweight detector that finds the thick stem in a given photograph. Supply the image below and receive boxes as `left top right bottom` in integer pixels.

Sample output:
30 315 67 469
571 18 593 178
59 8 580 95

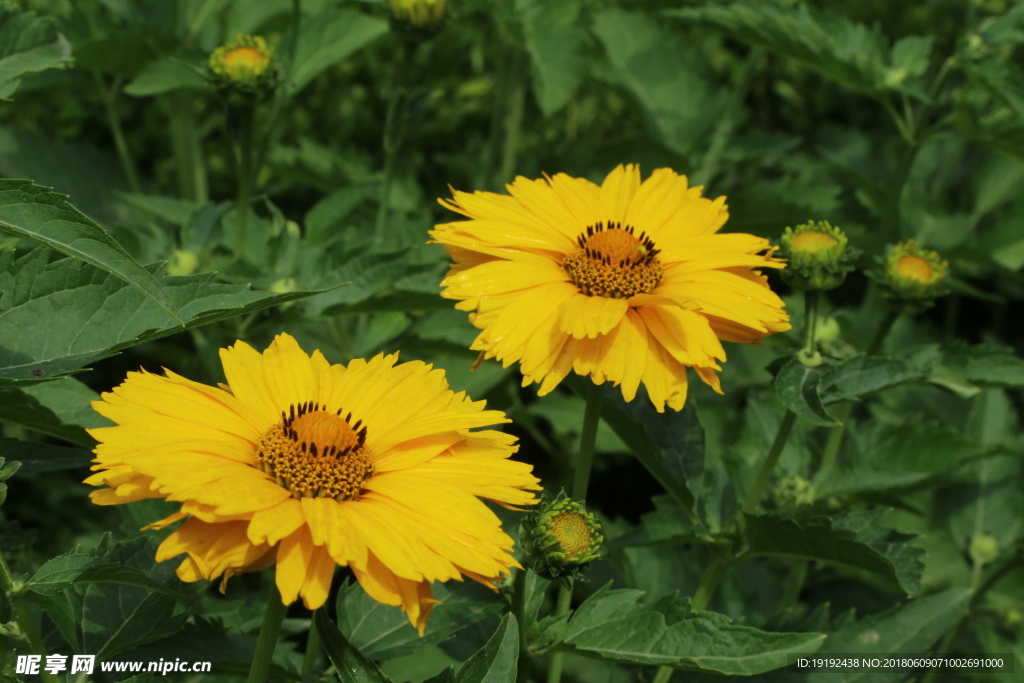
375 41 416 249
545 584 573 683
743 410 797 513
100 75 141 195
235 105 256 259
0 549 59 683
652 666 674 683
169 91 208 203
301 609 321 675
802 290 820 355
247 585 287 683
512 569 530 683
498 57 525 187
781 560 809 609
867 308 900 356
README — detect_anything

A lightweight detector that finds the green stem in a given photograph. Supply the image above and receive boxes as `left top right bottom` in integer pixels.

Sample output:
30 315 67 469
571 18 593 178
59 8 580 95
802 290 820 355
781 560 809 609
652 666 674 683
694 48 761 187
169 91 208 203
301 609 321 675
99 74 141 195
512 569 530 683
498 56 525 187
548 383 604 683
375 41 415 249
743 410 797 513
235 104 256 259
819 307 901 471
253 0 302 179
247 585 286 683
545 585 573 683
0 549 59 683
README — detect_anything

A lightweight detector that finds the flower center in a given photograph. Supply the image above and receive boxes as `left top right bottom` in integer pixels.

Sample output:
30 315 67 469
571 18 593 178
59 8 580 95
562 222 662 299
256 401 374 501
896 254 934 282
223 47 268 70
549 512 593 559
790 230 837 253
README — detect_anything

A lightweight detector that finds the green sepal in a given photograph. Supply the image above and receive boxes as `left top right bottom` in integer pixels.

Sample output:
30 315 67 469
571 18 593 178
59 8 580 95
519 490 604 590
777 220 858 291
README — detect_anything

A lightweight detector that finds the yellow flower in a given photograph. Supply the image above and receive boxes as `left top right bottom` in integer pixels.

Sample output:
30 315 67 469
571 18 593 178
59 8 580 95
388 0 447 27
431 165 791 412
85 333 540 634
875 239 949 309
209 35 273 84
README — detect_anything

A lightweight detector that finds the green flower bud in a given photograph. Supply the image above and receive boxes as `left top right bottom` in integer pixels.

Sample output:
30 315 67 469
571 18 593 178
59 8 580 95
778 221 857 291
209 35 276 101
270 277 297 294
969 533 999 566
872 239 949 314
167 249 199 277
520 491 603 589
773 474 815 510
814 317 842 347
387 0 447 38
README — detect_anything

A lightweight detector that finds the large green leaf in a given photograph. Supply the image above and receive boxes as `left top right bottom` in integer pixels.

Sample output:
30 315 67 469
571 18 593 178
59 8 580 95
315 609 392 683
668 3 887 96
819 356 924 403
0 437 91 473
808 590 971 683
0 249 329 385
520 0 588 117
552 584 824 674
743 509 924 596
0 385 98 446
26 553 181 597
424 613 519 683
0 5 72 100
0 180 181 323
291 9 387 94
591 9 722 154
336 579 503 661
941 344 1024 388
774 358 840 426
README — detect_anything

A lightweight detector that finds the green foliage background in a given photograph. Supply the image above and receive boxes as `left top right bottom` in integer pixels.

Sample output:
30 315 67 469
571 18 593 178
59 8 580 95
0 0 1023 681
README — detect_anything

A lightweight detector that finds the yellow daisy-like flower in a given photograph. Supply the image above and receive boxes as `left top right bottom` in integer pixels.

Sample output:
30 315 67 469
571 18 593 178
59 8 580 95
85 333 540 634
431 165 791 412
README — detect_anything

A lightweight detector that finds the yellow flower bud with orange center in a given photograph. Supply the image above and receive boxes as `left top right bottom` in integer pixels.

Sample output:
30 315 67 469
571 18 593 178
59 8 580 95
880 239 949 302
778 220 856 291
209 35 274 87
388 0 447 28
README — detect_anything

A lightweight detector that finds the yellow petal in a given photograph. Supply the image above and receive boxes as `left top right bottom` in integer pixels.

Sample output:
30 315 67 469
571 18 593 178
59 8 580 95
600 164 641 222
248 498 305 546
558 293 629 339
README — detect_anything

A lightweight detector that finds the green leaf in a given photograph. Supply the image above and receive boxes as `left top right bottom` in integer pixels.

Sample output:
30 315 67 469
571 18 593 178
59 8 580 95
610 495 700 548
941 344 1024 388
0 5 72 100
65 536 188 661
591 9 722 154
0 180 182 324
424 613 519 683
832 509 926 596
0 386 97 446
567 377 702 523
291 9 388 94
743 510 924 596
0 437 92 473
314 608 392 683
668 3 887 96
27 554 181 597
304 185 374 246
520 0 587 117
124 50 210 97
811 589 971 682
970 57 1024 123
336 579 503 661
0 249 329 385
74 28 177 78
819 356 924 403
774 358 840 426
554 583 824 674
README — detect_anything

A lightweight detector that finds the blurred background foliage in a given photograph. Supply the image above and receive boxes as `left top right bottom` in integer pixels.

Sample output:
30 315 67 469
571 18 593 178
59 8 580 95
1 0 1024 681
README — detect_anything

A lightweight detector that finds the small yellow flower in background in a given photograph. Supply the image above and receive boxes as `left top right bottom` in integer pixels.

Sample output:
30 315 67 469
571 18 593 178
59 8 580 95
388 0 447 28
210 35 273 84
874 239 949 313
520 492 603 588
85 333 540 634
777 220 856 291
431 165 791 412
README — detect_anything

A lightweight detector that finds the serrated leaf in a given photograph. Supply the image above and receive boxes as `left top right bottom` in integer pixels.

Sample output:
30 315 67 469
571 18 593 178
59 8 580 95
0 6 72 100
291 9 387 94
669 3 887 96
819 356 924 403
336 579 503 661
567 377 702 522
810 590 971 683
27 554 181 597
0 249 329 385
774 358 839 426
314 608 392 683
425 613 519 683
592 9 722 154
554 583 824 674
0 180 181 324
832 509 926 596
0 437 91 473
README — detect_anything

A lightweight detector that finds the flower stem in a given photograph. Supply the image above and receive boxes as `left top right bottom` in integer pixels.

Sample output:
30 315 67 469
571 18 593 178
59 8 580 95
0 548 59 683
545 584 573 683
301 608 321 675
235 104 256 259
652 666 674 683
99 74 141 195
802 290 820 355
498 55 525 187
743 410 797 514
512 568 530 683
247 585 286 683
375 41 415 249
819 307 901 470
254 0 302 180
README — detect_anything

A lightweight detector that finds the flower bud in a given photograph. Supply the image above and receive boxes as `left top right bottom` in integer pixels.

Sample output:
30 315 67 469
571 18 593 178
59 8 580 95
873 239 949 314
167 249 199 277
209 35 276 101
778 221 856 291
387 0 447 37
969 533 999 566
520 491 603 588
